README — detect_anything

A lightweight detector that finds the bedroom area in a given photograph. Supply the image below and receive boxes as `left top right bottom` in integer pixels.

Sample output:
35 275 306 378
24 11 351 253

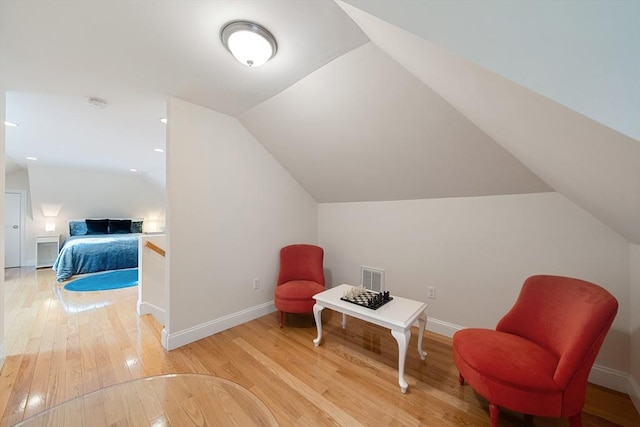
4 162 166 273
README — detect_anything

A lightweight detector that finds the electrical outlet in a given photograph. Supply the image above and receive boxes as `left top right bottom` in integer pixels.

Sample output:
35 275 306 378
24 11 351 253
252 278 260 290
427 286 436 300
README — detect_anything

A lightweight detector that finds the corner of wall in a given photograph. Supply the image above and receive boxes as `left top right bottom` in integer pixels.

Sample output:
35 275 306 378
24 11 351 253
137 300 166 326
0 341 5 373
630 375 640 415
1 88 6 371
629 243 640 412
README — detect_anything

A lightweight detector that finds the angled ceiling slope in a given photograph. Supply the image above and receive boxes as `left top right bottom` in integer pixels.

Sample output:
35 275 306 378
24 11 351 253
344 0 640 141
241 42 550 203
0 1 369 117
336 1 640 244
0 0 369 180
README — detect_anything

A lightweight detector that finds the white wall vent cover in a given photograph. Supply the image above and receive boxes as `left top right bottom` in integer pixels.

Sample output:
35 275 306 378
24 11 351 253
361 266 385 292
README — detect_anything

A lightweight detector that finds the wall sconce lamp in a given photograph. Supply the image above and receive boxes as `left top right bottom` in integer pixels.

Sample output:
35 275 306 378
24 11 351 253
146 220 158 233
45 217 56 232
221 21 277 67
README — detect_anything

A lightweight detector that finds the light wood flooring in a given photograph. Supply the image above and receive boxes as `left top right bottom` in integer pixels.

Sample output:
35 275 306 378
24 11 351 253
1 267 639 426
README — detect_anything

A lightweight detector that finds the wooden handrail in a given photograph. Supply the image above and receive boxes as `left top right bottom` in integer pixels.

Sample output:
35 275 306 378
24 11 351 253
145 241 165 257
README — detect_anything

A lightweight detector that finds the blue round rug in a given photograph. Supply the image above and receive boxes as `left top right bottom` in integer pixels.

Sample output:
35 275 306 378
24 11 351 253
64 268 138 292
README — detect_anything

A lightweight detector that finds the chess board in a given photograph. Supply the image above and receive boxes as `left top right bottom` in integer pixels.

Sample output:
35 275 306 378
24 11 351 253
340 290 393 310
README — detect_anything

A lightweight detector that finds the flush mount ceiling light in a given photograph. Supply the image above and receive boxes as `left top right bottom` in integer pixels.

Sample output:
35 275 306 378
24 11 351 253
221 21 277 67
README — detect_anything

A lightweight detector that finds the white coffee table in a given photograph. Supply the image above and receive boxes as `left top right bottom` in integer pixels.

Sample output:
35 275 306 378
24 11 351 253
312 284 428 393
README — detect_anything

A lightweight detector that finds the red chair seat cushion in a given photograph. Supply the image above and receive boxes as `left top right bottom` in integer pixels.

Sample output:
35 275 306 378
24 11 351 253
275 280 325 314
453 328 563 416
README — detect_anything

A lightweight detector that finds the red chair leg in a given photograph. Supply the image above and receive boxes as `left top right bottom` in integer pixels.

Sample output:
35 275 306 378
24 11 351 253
458 373 465 385
568 413 582 427
279 311 284 328
489 404 500 427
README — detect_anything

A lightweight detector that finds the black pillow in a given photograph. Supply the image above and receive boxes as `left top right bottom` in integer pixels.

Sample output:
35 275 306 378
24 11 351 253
85 219 108 234
108 219 132 234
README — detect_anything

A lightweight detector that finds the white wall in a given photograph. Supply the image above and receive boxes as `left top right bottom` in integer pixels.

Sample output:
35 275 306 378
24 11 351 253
26 164 166 262
319 192 631 377
1 88 6 367
630 243 640 409
165 97 317 348
5 169 29 193
138 234 166 324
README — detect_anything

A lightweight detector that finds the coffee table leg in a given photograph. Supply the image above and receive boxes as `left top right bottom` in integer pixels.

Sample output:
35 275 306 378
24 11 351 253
313 304 324 347
391 328 411 393
341 313 347 329
417 312 427 360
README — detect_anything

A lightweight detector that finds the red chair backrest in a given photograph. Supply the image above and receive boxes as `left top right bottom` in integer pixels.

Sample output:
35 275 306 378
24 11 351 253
277 244 325 286
496 275 618 391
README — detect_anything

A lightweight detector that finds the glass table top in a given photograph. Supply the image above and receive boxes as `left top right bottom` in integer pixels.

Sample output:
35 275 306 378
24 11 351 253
16 374 279 426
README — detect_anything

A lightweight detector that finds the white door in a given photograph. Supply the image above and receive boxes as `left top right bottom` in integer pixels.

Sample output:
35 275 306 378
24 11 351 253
4 192 22 268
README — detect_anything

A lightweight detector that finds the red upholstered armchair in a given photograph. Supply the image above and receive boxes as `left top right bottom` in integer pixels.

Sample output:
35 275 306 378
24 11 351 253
274 244 325 328
453 275 618 427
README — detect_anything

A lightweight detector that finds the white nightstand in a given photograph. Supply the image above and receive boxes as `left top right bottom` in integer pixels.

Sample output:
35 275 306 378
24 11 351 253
36 234 60 268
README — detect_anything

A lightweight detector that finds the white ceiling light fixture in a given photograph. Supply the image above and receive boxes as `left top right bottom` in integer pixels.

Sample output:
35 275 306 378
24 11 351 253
221 21 277 67
4 121 19 127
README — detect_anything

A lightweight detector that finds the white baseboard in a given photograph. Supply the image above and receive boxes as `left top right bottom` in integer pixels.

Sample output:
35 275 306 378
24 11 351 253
137 300 165 325
0 340 6 371
629 375 640 414
419 317 637 397
425 317 463 338
589 364 632 394
162 301 276 351
411 316 463 337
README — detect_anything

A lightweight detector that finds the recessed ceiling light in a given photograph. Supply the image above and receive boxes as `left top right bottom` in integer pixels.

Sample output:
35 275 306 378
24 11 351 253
88 97 107 109
26 156 38 161
159 118 167 124
154 148 165 153
4 121 19 127
129 168 138 172
221 21 277 67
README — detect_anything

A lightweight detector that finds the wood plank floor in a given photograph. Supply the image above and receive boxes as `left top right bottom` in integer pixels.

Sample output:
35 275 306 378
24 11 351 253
1 267 639 426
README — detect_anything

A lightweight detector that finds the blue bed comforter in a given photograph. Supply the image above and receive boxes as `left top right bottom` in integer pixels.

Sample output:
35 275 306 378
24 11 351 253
53 234 140 282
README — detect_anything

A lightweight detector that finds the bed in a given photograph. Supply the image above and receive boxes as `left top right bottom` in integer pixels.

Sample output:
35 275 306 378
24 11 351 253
53 218 143 282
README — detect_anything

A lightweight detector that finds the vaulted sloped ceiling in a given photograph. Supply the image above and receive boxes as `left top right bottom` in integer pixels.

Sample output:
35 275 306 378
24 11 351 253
241 42 550 202
343 0 640 141
2 1 637 243
0 0 370 187
334 1 640 244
